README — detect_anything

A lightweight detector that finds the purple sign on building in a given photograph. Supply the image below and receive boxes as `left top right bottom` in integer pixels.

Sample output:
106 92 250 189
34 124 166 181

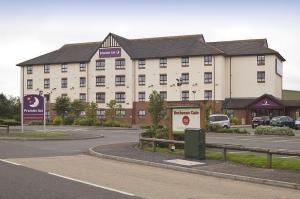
23 94 44 120
252 97 282 109
99 48 121 58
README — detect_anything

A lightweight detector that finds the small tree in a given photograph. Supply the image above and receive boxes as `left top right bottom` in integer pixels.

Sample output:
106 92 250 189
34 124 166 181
85 102 97 120
53 96 71 123
106 100 121 122
71 99 86 118
148 90 165 134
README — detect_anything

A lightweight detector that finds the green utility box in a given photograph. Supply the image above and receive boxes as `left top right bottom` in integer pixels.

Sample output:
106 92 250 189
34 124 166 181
184 128 206 160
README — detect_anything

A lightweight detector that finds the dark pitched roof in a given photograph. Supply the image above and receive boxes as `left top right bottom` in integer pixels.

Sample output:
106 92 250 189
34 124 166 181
17 42 102 66
111 33 224 59
224 98 256 109
208 39 285 61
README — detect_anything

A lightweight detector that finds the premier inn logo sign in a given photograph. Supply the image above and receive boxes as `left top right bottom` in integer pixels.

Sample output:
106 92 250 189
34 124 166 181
99 48 121 58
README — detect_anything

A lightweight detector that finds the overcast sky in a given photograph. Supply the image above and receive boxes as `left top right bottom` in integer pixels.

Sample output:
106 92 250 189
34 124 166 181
0 0 299 97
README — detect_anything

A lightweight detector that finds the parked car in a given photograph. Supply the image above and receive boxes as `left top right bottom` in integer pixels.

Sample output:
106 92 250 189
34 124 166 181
208 114 230 128
252 116 270 128
270 116 295 128
295 117 300 130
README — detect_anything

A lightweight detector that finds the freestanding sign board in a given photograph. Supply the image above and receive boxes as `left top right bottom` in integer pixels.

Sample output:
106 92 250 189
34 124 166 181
23 94 44 120
172 107 200 132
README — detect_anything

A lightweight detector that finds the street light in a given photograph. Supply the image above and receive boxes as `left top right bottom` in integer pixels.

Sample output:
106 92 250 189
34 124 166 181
45 88 56 121
176 78 183 101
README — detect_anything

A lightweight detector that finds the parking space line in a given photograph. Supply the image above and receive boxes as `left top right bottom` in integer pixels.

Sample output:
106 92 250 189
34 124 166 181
48 172 135 197
0 159 21 166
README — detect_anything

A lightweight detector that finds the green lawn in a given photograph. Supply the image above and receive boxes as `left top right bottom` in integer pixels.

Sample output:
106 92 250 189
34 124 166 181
145 146 300 170
0 131 67 138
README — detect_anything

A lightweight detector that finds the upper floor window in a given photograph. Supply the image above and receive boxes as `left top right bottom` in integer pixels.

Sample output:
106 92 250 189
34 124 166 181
138 59 145 69
115 58 125 70
138 75 146 86
44 78 50 89
204 72 212 84
27 66 33 74
138 110 146 118
257 71 265 83
97 109 105 119
27 79 33 89
257 55 265 65
116 109 126 118
182 90 189 101
61 78 68 88
160 74 167 85
115 75 125 86
96 92 105 103
96 76 105 87
61 64 68 72
204 90 212 100
181 57 189 67
61 93 68 97
44 65 50 73
138 92 146 102
96 60 105 70
159 91 167 100
80 77 86 87
204 56 212 66
79 93 86 102
159 58 167 68
115 92 125 103
181 73 189 84
80 63 87 71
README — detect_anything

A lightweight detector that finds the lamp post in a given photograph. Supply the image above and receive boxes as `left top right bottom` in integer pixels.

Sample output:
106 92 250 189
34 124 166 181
46 88 56 121
176 78 183 101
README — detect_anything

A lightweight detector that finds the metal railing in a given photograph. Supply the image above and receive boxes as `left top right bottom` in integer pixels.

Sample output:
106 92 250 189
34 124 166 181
139 137 300 169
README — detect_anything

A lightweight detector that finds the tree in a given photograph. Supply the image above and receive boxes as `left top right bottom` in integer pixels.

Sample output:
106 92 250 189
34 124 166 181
70 99 86 118
148 90 165 132
0 93 20 120
85 102 97 119
53 96 71 122
106 100 121 122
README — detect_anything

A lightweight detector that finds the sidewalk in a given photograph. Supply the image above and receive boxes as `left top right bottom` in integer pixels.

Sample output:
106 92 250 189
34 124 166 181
92 142 300 185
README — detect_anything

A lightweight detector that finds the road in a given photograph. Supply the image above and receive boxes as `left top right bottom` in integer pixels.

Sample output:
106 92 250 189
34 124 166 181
0 126 300 198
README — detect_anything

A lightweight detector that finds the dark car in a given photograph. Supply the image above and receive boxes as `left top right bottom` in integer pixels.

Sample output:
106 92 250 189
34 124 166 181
270 116 295 128
252 116 270 128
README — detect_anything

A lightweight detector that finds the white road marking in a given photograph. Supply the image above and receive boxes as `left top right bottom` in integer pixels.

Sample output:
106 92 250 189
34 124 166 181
0 159 21 166
48 172 135 197
272 140 291 143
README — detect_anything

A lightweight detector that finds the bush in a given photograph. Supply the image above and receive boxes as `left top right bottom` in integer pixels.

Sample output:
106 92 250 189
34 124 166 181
206 124 222 132
0 119 20 126
230 117 239 125
29 121 44 125
63 117 74 125
173 131 185 141
255 126 294 136
78 118 96 126
139 124 151 129
52 116 62 125
217 128 248 134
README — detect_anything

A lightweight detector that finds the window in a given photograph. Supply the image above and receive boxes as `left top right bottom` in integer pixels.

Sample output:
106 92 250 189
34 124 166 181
27 79 33 89
257 55 265 65
138 110 146 118
204 72 212 84
97 109 105 119
115 92 125 103
80 77 86 87
138 75 145 86
181 73 189 84
116 110 126 118
182 90 189 101
138 59 145 69
27 66 33 74
79 93 86 101
96 76 105 87
44 65 50 73
204 90 212 100
257 71 265 83
61 93 68 97
159 74 167 85
115 75 125 86
181 57 189 67
115 58 125 69
61 64 68 72
204 56 212 66
44 78 50 89
96 92 105 103
80 63 87 71
160 91 167 100
61 78 68 88
159 58 167 68
138 92 146 102
96 60 105 70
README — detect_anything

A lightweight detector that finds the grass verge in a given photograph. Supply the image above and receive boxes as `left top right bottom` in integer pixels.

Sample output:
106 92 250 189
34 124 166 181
0 131 67 138
145 146 300 170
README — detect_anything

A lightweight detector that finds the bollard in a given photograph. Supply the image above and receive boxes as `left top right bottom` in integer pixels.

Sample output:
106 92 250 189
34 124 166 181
267 151 272 169
223 148 227 161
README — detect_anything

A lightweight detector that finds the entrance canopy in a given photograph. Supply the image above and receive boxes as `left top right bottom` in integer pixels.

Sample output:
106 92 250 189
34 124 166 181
247 94 284 109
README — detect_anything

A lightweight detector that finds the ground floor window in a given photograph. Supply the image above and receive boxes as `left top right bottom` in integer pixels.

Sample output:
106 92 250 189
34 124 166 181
204 90 212 100
138 110 146 118
96 109 105 119
116 110 126 118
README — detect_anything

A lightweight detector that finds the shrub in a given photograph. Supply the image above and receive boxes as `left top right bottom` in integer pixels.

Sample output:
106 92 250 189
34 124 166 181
63 117 74 125
29 121 44 125
78 118 96 126
206 124 222 132
255 126 294 136
139 124 151 129
53 116 62 125
230 117 239 125
0 119 21 126
217 128 248 134
173 131 185 141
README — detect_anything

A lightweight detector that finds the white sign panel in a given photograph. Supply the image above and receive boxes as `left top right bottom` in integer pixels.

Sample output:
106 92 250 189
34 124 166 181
172 108 200 132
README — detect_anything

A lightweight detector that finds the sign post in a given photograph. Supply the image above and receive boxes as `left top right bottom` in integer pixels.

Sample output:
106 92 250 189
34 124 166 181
23 94 45 131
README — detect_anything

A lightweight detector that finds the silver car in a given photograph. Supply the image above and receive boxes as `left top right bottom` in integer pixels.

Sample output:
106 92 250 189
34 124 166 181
209 114 230 128
295 117 300 130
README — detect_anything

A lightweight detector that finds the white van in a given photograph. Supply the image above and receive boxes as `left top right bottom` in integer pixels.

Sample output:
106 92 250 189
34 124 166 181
208 114 230 128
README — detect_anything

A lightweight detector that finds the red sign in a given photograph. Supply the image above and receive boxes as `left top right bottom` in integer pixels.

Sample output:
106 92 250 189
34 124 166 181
182 116 190 125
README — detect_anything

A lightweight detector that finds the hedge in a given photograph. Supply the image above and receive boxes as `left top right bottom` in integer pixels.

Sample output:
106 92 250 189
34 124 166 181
255 126 294 136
